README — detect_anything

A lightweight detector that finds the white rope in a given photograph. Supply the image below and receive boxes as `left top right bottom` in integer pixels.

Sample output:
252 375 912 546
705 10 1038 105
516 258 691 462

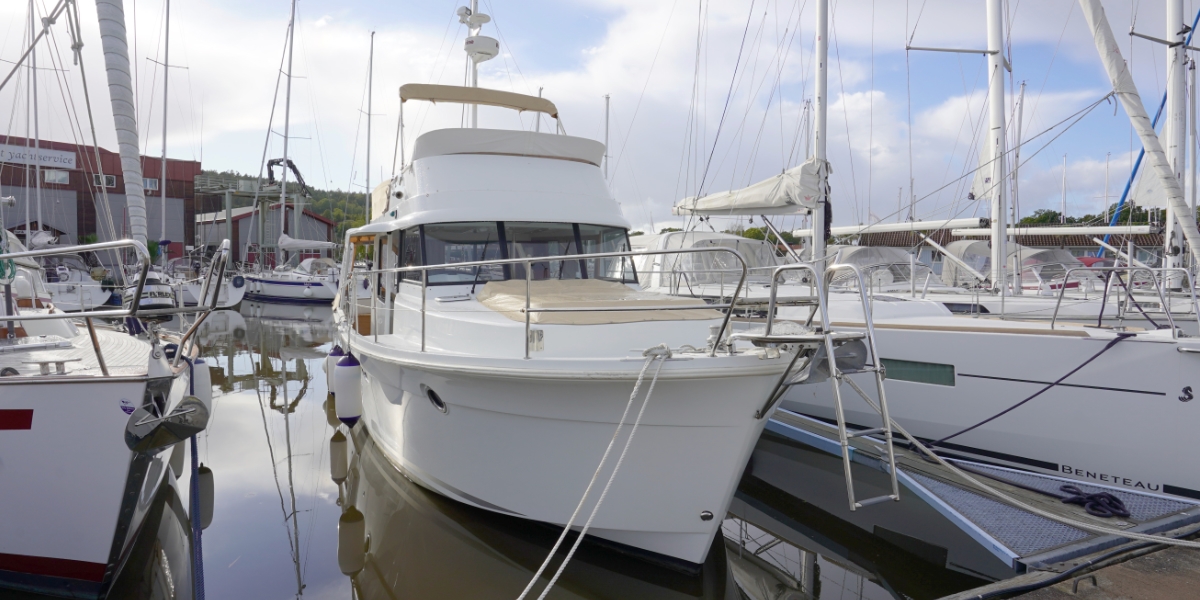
839 376 1200 549
516 343 672 600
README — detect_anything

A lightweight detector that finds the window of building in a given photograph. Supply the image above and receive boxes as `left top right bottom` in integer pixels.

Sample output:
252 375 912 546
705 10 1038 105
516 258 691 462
43 169 69 185
143 178 159 191
92 174 116 188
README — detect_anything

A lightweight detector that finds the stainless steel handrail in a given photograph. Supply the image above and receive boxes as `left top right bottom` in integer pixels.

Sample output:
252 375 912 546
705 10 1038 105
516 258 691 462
346 246 750 358
3 239 151 319
1050 266 1183 336
170 240 231 368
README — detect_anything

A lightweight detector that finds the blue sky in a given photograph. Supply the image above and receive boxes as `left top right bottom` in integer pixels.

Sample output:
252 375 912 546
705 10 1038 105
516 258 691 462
1 0 1198 232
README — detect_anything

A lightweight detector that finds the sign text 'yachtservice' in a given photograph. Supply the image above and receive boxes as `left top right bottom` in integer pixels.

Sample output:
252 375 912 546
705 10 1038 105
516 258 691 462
0 144 76 169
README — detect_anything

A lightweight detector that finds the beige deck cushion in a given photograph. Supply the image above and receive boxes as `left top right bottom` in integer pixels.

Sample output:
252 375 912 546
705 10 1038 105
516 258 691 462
476 279 722 325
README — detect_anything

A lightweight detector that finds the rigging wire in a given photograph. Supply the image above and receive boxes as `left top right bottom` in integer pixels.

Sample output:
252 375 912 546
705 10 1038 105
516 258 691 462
829 0 861 223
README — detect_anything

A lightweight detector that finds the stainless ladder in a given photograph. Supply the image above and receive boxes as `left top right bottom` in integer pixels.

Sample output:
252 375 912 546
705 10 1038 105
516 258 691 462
734 262 900 511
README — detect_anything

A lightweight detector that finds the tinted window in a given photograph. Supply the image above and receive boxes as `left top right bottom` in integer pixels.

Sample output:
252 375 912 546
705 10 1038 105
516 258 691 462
577 224 636 283
400 227 422 281
504 222 582 281
423 222 504 284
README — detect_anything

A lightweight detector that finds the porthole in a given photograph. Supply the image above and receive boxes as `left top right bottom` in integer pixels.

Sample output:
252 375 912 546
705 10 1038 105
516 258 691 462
426 387 447 413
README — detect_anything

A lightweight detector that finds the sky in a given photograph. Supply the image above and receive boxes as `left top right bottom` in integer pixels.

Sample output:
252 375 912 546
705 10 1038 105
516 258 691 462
1 0 1198 234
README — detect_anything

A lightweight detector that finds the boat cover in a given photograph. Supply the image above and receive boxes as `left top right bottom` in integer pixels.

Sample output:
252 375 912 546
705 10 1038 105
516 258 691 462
279 234 337 251
672 158 825 216
476 279 721 325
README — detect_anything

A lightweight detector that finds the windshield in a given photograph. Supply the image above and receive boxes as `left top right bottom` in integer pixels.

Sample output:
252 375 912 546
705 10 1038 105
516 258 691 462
830 247 937 288
659 237 793 286
411 221 636 285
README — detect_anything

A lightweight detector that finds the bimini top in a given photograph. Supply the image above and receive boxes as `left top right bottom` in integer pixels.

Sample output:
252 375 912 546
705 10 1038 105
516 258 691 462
412 128 605 167
399 84 558 118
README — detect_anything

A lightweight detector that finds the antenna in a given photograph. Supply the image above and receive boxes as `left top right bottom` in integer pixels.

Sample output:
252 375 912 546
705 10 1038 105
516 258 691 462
459 3 497 128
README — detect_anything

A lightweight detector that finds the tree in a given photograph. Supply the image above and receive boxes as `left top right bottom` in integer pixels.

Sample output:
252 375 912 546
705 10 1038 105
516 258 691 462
659 227 683 233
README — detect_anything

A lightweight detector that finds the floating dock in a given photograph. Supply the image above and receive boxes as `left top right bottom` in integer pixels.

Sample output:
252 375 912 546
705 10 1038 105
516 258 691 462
759 409 1200 582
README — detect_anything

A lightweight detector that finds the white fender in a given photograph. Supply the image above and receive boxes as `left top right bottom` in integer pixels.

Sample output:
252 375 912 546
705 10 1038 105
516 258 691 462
325 345 345 379
338 506 366 575
169 442 185 478
334 354 362 426
192 358 213 414
330 430 348 484
198 464 214 530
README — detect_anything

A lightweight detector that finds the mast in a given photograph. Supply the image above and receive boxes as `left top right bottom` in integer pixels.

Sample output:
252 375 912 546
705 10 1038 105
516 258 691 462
1013 81 1025 226
1165 0 1187 285
1060 155 1067 224
459 2 495 128
603 94 610 179
24 3 31 245
278 0 297 266
811 0 829 266
365 31 374 224
160 0 170 253
31 0 42 242
985 0 1009 293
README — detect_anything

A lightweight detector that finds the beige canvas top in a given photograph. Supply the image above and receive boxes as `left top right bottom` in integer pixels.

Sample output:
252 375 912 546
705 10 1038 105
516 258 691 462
399 84 558 118
476 279 722 325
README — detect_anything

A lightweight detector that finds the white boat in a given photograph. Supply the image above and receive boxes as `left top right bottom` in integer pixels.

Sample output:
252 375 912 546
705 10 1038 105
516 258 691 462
244 257 344 304
122 268 179 311
182 272 247 309
39 253 116 312
0 239 212 598
330 70 824 564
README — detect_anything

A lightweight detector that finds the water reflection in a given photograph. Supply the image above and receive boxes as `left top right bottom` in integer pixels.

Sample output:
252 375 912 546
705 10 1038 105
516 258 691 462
14 308 987 599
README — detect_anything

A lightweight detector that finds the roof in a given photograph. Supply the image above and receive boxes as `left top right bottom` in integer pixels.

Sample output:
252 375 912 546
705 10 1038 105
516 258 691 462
411 128 605 167
399 84 558 117
195 203 336 227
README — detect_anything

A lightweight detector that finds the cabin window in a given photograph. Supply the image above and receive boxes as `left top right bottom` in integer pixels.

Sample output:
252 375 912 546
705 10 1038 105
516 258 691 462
577 224 637 283
404 221 638 286
505 222 581 281
880 358 955 386
400 227 422 282
422 222 505 284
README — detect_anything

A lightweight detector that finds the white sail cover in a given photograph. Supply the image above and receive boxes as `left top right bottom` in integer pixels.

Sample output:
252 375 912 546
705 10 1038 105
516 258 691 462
672 158 826 216
1079 0 1200 268
370 180 391 221
278 234 336 251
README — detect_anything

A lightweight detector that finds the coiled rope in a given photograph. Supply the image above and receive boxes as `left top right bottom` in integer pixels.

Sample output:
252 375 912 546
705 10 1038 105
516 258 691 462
516 344 672 600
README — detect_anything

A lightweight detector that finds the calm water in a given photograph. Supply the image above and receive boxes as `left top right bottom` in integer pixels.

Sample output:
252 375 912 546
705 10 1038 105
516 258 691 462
37 302 989 599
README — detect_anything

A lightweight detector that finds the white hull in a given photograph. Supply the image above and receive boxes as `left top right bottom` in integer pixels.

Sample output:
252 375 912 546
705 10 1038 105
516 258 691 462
354 339 784 564
780 320 1200 501
183 276 247 309
44 281 114 312
244 275 338 304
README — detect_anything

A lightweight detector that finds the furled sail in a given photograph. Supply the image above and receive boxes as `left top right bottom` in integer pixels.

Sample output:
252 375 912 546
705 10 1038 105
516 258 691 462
672 158 826 216
1079 0 1200 268
278 234 336 251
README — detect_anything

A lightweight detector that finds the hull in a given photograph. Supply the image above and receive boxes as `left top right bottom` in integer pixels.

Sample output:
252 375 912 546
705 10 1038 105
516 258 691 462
44 281 113 312
780 324 1200 501
183 276 247 309
0 376 183 598
355 345 784 565
244 275 337 304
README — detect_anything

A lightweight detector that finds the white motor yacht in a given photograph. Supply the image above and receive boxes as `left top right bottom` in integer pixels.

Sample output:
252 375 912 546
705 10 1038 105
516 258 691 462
0 239 213 598
331 84 817 567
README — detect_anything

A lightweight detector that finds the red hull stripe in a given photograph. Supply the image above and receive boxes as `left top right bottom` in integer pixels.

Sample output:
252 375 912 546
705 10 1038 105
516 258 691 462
0 410 32 430
0 552 106 582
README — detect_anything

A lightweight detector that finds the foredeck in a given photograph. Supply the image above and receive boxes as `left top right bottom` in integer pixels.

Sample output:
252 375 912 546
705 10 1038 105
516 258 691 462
0 327 150 379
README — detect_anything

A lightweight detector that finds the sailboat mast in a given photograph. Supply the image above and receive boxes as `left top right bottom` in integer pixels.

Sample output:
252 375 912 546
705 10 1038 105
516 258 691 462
278 0 297 266
24 3 32 245
1164 0 1187 285
160 0 170 252
366 31 374 224
811 0 829 265
31 0 42 241
1060 155 1067 224
985 0 1009 293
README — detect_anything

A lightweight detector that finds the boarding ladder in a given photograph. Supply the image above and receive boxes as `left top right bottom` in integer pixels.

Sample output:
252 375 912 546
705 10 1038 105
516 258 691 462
730 262 900 511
